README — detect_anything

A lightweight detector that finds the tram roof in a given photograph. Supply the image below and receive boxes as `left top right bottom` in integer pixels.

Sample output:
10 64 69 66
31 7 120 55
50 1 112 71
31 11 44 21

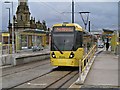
53 23 83 31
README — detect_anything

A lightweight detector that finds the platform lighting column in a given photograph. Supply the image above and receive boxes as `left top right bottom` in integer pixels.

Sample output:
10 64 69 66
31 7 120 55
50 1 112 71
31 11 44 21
4 1 15 54
72 0 74 23
6 7 10 54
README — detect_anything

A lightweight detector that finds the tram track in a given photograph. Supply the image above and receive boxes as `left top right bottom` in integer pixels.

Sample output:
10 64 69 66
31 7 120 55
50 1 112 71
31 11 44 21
2 59 50 77
43 70 78 89
2 59 53 89
7 69 54 90
9 67 78 89
2 58 79 89
42 71 73 89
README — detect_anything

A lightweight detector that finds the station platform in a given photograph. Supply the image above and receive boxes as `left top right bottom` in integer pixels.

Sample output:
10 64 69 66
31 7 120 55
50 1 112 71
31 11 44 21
0 48 50 67
70 48 119 89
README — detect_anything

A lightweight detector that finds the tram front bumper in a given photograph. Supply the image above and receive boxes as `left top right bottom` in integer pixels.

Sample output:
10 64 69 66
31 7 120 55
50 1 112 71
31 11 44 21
50 58 79 67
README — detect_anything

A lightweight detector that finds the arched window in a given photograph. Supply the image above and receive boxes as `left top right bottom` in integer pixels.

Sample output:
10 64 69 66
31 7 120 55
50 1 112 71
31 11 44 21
21 15 23 20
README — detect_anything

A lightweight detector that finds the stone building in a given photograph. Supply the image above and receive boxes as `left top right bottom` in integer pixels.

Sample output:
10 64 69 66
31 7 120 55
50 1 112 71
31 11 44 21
13 0 47 31
4 0 49 53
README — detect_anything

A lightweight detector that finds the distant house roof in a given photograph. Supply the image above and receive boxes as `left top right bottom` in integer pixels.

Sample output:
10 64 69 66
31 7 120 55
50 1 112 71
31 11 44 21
17 29 49 36
103 29 114 34
21 29 47 34
90 30 103 35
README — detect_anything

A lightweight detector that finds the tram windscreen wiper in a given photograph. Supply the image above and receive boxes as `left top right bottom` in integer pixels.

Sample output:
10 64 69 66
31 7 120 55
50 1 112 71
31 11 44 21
71 45 74 51
52 40 63 54
71 38 75 51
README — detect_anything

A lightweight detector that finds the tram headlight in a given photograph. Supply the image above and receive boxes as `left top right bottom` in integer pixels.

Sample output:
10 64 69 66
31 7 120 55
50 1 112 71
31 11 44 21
51 52 56 58
69 52 74 58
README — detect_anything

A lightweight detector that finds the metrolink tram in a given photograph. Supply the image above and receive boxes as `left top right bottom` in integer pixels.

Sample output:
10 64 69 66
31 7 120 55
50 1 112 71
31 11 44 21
50 23 96 67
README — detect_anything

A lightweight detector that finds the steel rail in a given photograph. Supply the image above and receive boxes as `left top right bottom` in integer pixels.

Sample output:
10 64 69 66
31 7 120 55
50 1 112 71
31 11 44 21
2 59 50 77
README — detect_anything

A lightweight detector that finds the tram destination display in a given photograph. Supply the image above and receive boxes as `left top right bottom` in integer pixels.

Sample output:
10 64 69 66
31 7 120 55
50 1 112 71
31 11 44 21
53 27 74 32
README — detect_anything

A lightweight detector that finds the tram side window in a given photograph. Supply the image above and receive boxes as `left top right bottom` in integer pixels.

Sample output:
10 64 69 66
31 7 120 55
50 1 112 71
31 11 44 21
75 31 83 50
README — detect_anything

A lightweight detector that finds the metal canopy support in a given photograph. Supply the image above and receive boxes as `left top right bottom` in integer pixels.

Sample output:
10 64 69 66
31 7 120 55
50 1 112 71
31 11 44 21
88 20 90 32
62 0 75 23
79 12 90 30
72 0 74 23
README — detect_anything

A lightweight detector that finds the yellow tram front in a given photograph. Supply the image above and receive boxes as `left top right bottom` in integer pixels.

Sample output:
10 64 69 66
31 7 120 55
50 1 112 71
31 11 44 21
50 23 84 67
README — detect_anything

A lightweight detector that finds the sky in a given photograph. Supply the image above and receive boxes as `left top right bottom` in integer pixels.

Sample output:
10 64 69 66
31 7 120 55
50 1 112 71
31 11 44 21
0 0 119 32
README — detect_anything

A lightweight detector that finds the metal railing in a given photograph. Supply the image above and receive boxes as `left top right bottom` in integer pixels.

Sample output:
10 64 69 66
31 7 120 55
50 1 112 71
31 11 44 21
78 44 97 84
1 44 12 54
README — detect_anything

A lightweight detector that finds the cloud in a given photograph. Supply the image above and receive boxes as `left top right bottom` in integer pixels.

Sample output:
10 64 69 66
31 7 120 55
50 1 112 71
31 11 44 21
1 1 118 31
74 2 118 30
29 2 72 27
0 1 2 31
28 0 119 2
1 1 17 31
30 2 117 30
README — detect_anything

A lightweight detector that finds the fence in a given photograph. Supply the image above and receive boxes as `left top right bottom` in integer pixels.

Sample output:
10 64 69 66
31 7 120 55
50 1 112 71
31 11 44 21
2 44 12 55
77 45 97 84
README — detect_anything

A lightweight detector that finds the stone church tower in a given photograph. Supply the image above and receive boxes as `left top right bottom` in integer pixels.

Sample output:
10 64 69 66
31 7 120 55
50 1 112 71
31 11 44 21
15 0 30 30
7 0 48 51
13 0 47 31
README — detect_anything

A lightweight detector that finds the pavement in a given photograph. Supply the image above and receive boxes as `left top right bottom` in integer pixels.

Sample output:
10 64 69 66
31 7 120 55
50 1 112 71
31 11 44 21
0 47 50 68
14 48 50 58
69 48 119 89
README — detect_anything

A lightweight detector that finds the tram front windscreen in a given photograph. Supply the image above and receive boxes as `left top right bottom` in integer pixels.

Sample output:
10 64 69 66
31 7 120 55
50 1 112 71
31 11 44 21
51 32 74 51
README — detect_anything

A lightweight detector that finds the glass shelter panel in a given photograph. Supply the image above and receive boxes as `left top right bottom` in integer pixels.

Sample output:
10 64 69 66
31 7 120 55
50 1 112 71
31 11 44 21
21 35 27 49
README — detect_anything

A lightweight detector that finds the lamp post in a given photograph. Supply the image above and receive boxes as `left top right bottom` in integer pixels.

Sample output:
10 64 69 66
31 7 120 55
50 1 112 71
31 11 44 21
6 8 10 26
6 7 10 54
4 1 15 54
